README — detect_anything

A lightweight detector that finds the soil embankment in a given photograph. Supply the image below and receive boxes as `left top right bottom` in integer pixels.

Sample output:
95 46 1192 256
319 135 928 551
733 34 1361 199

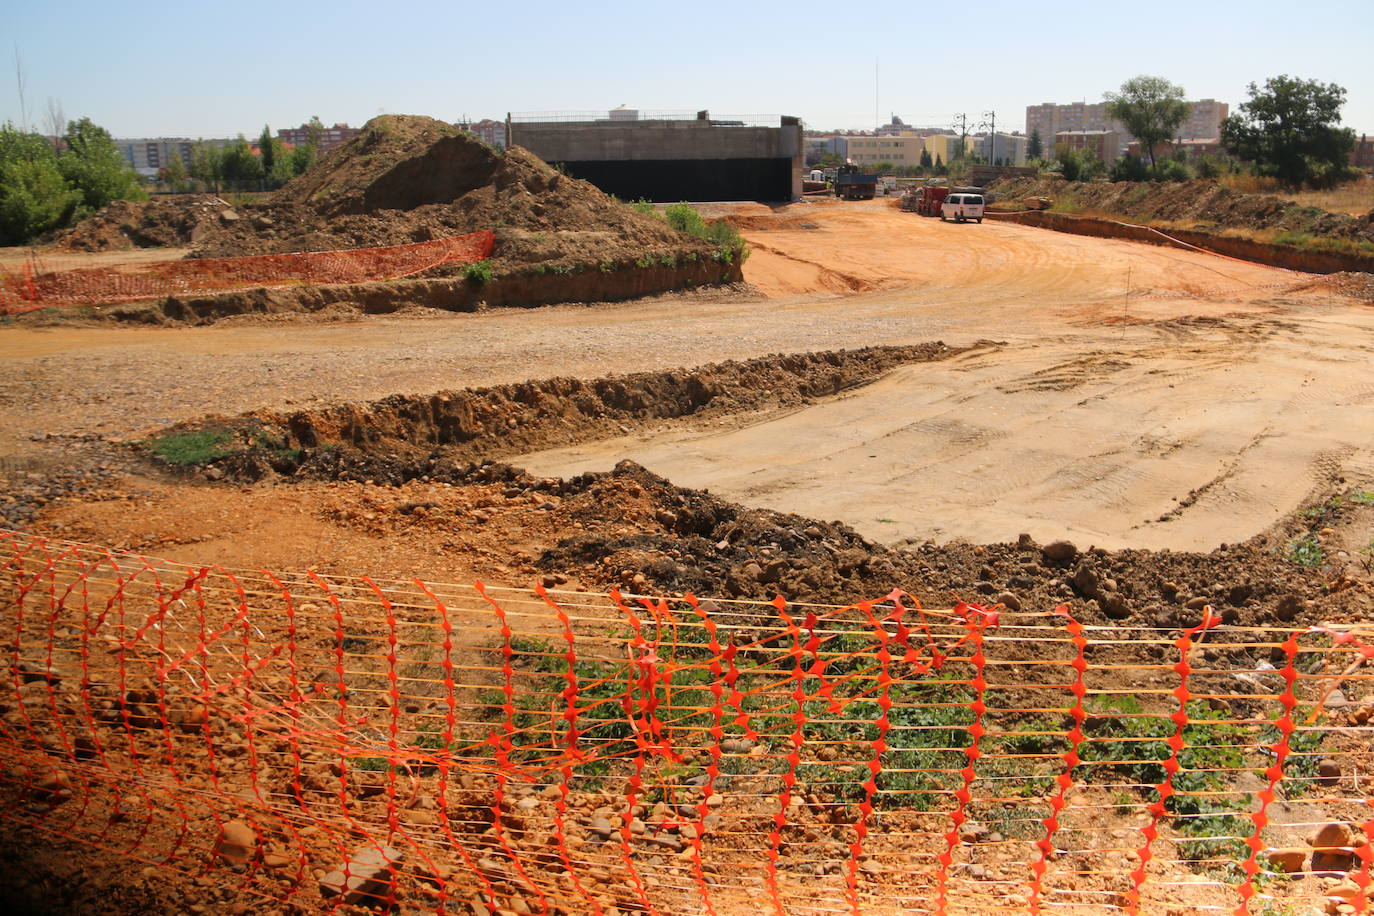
985 208 1374 273
988 176 1374 244
99 258 745 325
986 176 1374 273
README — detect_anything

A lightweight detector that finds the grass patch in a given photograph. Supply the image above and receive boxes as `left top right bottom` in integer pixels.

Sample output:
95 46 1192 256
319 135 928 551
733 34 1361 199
146 430 233 466
627 201 749 265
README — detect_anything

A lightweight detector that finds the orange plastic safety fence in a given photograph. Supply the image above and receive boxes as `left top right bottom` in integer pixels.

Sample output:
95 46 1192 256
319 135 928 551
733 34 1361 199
0 231 494 314
4 529 1374 915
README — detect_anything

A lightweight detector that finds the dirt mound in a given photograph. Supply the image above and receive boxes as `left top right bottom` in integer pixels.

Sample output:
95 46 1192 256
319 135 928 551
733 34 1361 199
54 195 235 251
988 177 1374 246
271 115 499 215
52 115 720 278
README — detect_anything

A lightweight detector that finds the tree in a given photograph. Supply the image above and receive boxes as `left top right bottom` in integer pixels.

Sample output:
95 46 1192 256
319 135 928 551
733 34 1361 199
191 140 225 191
161 150 189 189
258 124 278 178
818 152 843 169
919 148 932 169
1104 75 1188 167
1027 129 1043 161
0 122 80 244
1221 75 1357 187
59 117 146 213
220 135 263 184
1053 144 1107 182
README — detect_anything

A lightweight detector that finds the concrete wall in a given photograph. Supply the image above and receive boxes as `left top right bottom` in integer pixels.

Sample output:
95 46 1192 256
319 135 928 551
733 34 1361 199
510 117 802 202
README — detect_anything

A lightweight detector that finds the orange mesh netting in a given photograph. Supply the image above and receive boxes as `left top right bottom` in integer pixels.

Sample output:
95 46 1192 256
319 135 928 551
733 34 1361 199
4 530 1373 915
0 231 494 315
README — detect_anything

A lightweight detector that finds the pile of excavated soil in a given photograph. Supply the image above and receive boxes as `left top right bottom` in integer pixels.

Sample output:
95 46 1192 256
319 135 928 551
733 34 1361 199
52 115 718 275
987 177 1374 245
55 195 237 252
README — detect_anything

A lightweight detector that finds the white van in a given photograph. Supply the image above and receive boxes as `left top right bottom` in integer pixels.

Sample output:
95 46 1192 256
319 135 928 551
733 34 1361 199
941 193 985 223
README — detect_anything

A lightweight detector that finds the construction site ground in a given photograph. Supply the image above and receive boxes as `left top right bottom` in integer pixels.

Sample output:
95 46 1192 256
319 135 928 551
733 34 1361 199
4 194 1374 915
5 197 1373 563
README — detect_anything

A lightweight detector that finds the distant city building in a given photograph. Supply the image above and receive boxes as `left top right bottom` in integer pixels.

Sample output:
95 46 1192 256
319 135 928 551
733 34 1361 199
458 118 506 150
875 114 910 137
1027 99 1228 156
804 136 847 165
1054 129 1123 164
1352 134 1374 171
846 135 922 165
277 122 358 153
978 132 1028 165
922 134 972 164
116 137 232 178
1179 99 1229 143
1125 137 1224 160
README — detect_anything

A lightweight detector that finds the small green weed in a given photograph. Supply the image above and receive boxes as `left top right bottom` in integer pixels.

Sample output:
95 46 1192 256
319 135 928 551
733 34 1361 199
147 430 233 466
1286 534 1324 568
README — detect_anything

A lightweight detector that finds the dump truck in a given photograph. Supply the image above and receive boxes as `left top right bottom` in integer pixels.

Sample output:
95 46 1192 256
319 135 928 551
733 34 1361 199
899 184 948 216
834 162 877 200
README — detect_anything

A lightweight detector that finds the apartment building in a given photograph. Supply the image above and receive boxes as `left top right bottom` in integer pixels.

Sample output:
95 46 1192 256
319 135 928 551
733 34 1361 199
277 122 359 153
1026 99 1229 155
922 134 971 164
978 132 1028 165
1053 130 1123 164
117 137 237 177
845 135 922 165
804 136 847 165
459 118 506 149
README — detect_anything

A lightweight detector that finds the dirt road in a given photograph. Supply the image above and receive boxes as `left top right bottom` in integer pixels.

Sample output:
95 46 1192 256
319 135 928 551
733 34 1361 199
2 199 1367 554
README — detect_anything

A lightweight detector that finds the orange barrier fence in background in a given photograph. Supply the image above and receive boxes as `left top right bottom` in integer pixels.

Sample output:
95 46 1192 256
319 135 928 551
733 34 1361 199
4 530 1374 915
0 231 494 315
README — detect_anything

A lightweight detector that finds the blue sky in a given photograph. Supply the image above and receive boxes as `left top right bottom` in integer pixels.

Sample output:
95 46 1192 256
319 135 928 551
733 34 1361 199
5 0 1372 139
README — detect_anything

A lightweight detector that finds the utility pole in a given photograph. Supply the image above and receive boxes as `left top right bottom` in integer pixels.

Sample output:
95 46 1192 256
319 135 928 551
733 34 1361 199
953 113 967 160
981 110 997 164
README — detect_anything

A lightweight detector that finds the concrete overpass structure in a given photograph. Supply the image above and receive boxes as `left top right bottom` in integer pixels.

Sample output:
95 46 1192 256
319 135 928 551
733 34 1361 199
507 110 803 202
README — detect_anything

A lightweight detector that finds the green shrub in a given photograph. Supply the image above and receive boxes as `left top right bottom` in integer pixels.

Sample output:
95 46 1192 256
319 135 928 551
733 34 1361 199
462 259 494 286
1110 154 1150 182
1150 159 1192 182
675 203 748 263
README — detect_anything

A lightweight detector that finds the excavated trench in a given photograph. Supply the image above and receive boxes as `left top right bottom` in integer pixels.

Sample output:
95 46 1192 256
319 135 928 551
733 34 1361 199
177 343 967 478
135 340 1353 635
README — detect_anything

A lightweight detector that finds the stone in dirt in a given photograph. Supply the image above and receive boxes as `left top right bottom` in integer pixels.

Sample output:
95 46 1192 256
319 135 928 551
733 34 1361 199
1311 822 1358 874
1318 758 1342 786
214 820 259 865
1041 540 1078 563
318 845 404 906
1264 847 1306 874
